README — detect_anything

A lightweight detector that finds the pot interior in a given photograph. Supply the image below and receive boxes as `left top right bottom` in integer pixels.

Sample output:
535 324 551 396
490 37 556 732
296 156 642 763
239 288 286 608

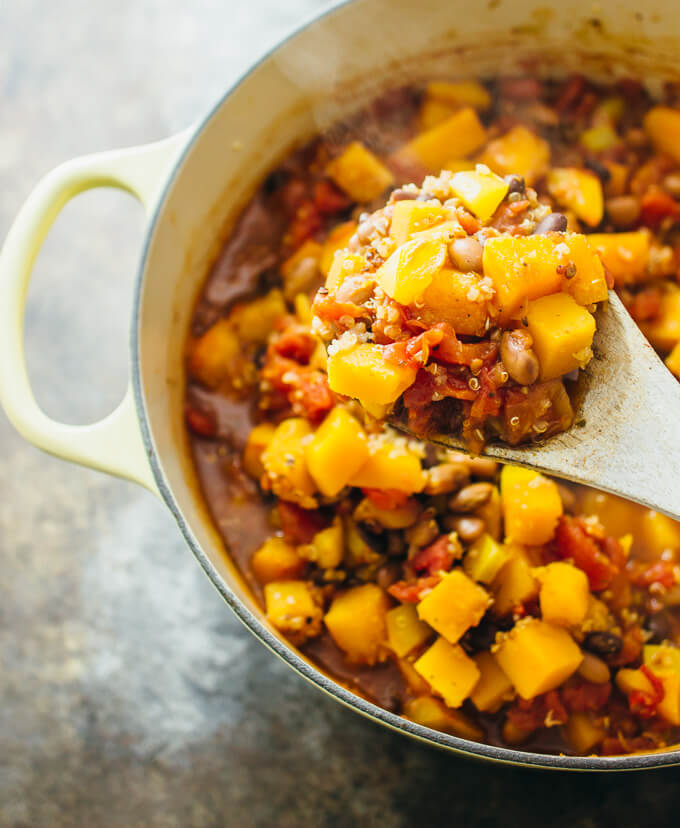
134 0 680 767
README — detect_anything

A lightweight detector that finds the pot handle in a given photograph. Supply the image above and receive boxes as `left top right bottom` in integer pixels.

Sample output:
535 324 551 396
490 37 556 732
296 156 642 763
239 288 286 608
0 130 190 496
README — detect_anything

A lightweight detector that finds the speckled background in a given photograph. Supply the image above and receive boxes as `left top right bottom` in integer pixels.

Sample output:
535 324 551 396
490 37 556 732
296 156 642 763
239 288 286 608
1 1 679 825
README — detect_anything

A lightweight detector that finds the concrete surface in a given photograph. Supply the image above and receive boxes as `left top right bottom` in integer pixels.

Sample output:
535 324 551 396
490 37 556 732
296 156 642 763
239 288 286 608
1 1 679 825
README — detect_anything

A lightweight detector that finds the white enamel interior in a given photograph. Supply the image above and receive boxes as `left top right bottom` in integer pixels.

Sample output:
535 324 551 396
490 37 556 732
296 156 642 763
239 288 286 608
135 0 680 750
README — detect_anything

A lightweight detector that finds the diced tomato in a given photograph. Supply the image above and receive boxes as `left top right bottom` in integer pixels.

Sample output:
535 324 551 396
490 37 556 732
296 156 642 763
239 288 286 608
277 501 326 545
627 286 661 322
554 516 620 591
412 535 455 576
313 179 352 213
498 76 544 100
628 665 665 719
630 560 678 589
388 574 441 603
384 326 445 370
362 488 410 510
287 202 323 248
639 189 679 229
470 366 503 420
561 680 612 713
293 371 334 423
185 406 217 438
457 210 481 234
506 690 568 734
273 326 317 363
554 74 586 113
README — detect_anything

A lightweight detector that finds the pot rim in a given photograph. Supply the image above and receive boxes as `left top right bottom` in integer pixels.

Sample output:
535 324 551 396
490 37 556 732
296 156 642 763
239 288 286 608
129 0 680 771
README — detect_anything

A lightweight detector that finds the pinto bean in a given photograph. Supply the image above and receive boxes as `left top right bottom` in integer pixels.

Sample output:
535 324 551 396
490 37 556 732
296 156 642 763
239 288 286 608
500 329 540 386
578 652 611 684
423 462 470 495
466 457 499 478
532 212 568 234
448 482 494 513
446 515 485 543
606 195 640 228
334 275 375 304
448 235 484 272
390 187 419 201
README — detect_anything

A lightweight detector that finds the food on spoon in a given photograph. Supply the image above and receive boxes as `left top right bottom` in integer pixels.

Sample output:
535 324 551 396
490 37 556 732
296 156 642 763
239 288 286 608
185 73 680 758
312 167 607 451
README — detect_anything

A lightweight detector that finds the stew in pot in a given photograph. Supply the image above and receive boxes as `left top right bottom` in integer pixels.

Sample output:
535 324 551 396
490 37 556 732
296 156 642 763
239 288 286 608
184 74 680 756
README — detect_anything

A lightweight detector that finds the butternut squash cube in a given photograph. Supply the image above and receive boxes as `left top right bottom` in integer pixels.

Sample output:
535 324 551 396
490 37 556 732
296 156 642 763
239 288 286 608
243 423 276 480
419 98 458 131
414 637 481 708
644 644 680 674
470 651 515 712
398 658 432 695
350 443 426 493
525 292 596 381
327 343 417 407
375 237 447 305
604 161 629 197
265 580 323 643
261 418 316 507
665 341 680 378
495 619 583 699
463 533 512 584
536 561 589 627
389 201 449 246
386 603 432 657
492 549 539 616
450 168 509 222
189 318 240 388
417 570 491 644
560 234 609 306
588 231 650 286
397 107 487 172
546 167 604 227
482 234 567 323
427 80 492 111
353 496 422 529
324 584 391 664
252 537 306 584
229 289 286 345
304 408 369 496
416 268 490 336
404 695 484 740
644 106 680 164
640 510 680 557
478 125 550 185
579 124 620 153
304 519 344 569
444 159 476 173
640 287 680 353
319 221 356 277
623 659 680 726
564 712 606 754
643 650 680 725
325 250 366 292
500 465 563 546
326 141 394 202
616 667 654 697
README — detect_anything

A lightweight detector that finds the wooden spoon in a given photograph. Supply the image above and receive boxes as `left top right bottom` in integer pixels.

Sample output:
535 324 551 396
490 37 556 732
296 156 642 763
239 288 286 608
394 291 680 521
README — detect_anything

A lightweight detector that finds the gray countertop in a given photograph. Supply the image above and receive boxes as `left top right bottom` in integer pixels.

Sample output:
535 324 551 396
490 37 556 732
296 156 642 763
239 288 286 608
1 1 678 825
